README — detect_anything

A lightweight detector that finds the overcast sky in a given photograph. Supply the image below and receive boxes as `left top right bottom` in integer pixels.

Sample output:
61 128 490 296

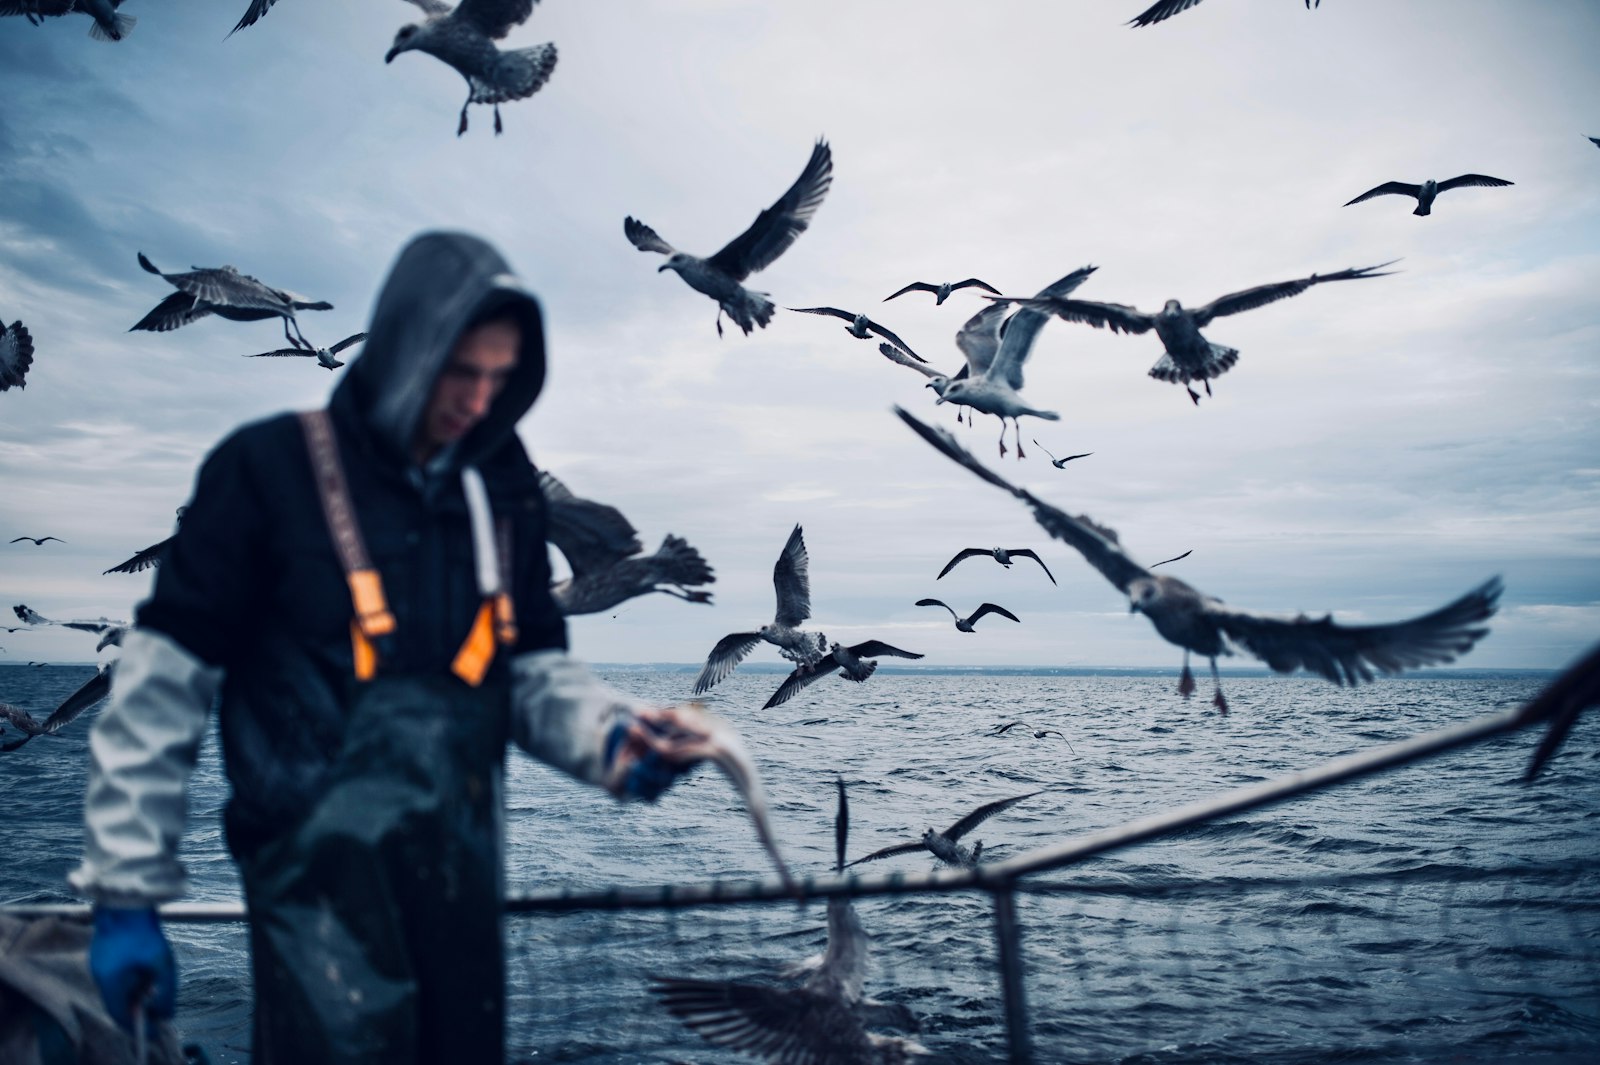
2 0 1597 671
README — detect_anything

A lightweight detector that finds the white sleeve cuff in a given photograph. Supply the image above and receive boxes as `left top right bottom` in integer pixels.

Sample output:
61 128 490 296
509 649 649 788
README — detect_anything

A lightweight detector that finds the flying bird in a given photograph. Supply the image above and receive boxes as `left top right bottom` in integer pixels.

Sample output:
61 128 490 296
997 260 1395 404
1033 441 1092 469
651 780 925 1064
540 472 714 616
848 790 1038 870
876 342 962 405
104 507 185 575
385 0 558 136
1129 0 1319 27
883 278 1000 305
1 664 111 752
1 318 33 393
131 252 332 352
937 266 1099 458
916 599 1020 633
898 406 1502 712
988 722 1067 741
762 640 925 710
12 605 128 644
1343 175 1513 216
625 139 834 337
245 331 366 370
10 536 65 546
1 0 135 41
787 306 924 362
694 525 829 694
936 547 1056 586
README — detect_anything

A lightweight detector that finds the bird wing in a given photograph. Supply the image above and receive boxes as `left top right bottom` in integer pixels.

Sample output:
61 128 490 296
1343 181 1422 206
846 840 928 866
863 319 924 362
951 278 1002 296
882 281 940 302
328 332 368 355
1128 0 1206 27
650 977 865 1064
1017 296 1155 336
454 0 536 39
936 548 989 579
944 790 1039 842
0 320 34 390
1009 549 1056 585
848 640 923 660
1205 577 1503 685
988 265 1099 388
877 342 943 380
130 291 212 333
104 535 174 575
40 668 111 735
772 524 811 627
622 216 676 256
897 407 1150 593
228 0 280 34
787 306 854 323
539 471 642 577
954 303 1009 375
706 139 834 282
160 265 288 313
970 603 1021 626
1192 261 1396 327
245 349 316 358
693 632 763 694
762 652 843 710
1435 173 1514 193
915 598 958 622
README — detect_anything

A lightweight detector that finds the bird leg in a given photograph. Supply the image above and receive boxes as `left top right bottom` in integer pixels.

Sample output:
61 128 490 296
494 104 504 135
458 97 471 137
1013 421 1026 460
1203 379 1213 397
282 317 311 352
1177 652 1196 698
1210 657 1228 714
1186 386 1201 405
715 308 725 338
997 420 1008 458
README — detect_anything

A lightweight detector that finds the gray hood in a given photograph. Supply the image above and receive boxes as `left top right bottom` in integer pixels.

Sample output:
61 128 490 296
333 231 547 469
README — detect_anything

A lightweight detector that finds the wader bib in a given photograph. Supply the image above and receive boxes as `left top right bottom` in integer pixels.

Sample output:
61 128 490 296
238 411 517 1064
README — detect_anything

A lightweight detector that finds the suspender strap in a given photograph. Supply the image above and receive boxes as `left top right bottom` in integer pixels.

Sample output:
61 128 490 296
451 467 519 687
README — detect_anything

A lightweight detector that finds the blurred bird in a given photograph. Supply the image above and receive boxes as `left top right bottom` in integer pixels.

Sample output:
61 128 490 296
876 342 960 405
883 278 1000 306
131 252 332 351
916 599 1020 633
694 525 828 693
12 605 127 646
385 0 558 136
1129 0 1319 27
10 536 65 546
1 0 135 41
228 0 280 34
1 664 111 752
988 721 1066 741
104 508 186 575
898 406 1502 713
540 472 714 615
1033 441 1092 469
625 139 833 337
1343 175 1513 216
848 790 1039 869
245 332 366 370
762 640 924 710
997 260 1395 404
1 318 33 392
788 306 924 362
937 547 1055 586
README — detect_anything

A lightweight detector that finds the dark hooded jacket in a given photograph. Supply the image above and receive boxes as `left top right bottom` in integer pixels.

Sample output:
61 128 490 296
137 232 568 860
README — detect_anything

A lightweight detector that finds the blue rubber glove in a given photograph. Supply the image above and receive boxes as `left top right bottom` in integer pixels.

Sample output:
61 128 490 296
89 905 176 1031
605 718 690 802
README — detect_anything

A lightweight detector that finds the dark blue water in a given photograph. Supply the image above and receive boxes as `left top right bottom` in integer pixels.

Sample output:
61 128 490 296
3 664 1597 1064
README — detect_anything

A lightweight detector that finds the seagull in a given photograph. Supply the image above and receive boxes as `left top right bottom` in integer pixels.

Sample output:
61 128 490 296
0 1 135 41
131 252 333 352
1129 0 1319 27
104 507 185 575
245 331 366 370
883 278 1001 306
694 524 829 694
1 664 111 752
1343 175 1513 216
762 640 925 710
997 260 1396 404
385 0 558 136
988 721 1066 741
1 318 33 393
937 547 1056 586
898 406 1502 713
651 780 926 1064
12 604 128 643
625 139 833 337
936 265 1099 458
876 342 962 404
848 790 1038 870
1033 441 1092 469
788 307 924 362
540 471 714 616
10 536 65 546
915 599 1020 633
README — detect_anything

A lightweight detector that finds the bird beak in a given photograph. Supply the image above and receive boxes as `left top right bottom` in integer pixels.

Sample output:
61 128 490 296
1128 600 1139 614
933 395 947 404
384 47 399 63
656 263 670 272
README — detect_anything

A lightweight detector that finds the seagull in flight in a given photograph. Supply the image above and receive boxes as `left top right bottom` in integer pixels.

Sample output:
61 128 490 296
12 604 128 644
916 599 1020 633
131 252 332 352
625 139 833 337
848 790 1038 870
883 278 1000 306
1129 0 1319 27
694 525 828 694
988 721 1068 742
898 406 1502 713
245 331 366 370
1 318 33 393
651 779 925 1064
1 1 135 41
937 266 1098 458
1 665 111 752
1033 441 1092 469
937 547 1055 586
10 536 65 546
762 640 924 710
540 472 714 616
386 0 558 137
876 342 962 407
997 260 1395 404
788 306 924 362
1343 175 1513 216
104 507 185 575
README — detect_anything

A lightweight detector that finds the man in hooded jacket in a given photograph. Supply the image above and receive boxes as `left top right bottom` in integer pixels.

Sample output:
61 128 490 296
70 232 709 1063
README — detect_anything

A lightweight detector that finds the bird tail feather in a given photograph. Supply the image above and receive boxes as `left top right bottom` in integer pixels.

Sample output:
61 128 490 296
653 534 714 588
478 43 559 103
89 13 135 41
1149 343 1238 384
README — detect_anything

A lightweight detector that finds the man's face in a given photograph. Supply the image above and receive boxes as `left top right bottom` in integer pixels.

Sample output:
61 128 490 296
415 319 520 460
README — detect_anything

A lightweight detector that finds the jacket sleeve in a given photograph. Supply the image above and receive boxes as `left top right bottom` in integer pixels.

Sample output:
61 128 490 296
509 649 647 788
68 628 221 905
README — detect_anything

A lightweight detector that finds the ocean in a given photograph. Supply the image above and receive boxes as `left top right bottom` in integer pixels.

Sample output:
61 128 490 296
2 664 1597 1063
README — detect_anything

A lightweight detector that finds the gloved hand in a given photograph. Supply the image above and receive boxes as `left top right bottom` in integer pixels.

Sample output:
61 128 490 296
89 905 176 1031
604 712 700 802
